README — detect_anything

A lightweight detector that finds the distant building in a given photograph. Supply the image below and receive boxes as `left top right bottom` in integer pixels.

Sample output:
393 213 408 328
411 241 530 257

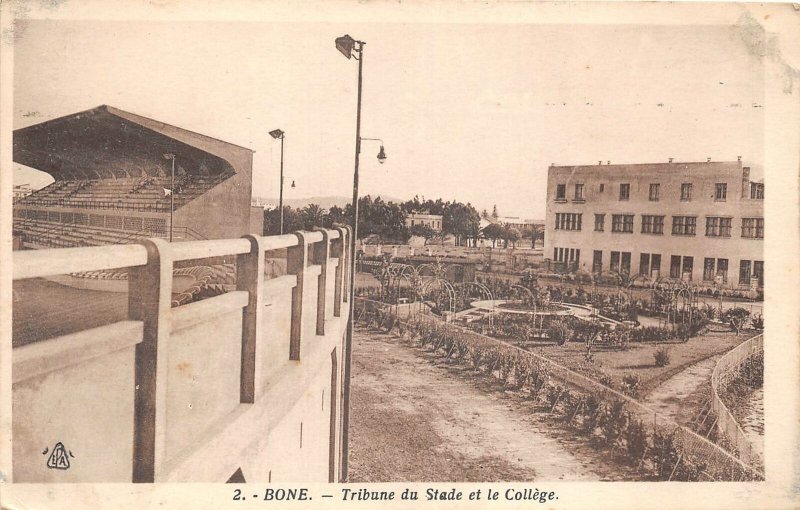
494 216 542 231
406 212 443 232
544 160 763 289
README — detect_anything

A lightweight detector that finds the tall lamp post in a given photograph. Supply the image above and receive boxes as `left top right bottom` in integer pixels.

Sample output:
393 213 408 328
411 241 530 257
335 33 387 482
269 129 296 235
163 153 176 242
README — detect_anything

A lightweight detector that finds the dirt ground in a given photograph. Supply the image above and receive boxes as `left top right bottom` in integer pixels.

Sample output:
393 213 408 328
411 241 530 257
349 326 645 482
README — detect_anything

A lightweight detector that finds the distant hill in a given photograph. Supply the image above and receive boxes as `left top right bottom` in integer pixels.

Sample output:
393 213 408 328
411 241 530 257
254 195 407 210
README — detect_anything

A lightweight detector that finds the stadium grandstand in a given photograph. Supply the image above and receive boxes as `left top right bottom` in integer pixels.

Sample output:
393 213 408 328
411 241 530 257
12 105 263 249
11 106 266 345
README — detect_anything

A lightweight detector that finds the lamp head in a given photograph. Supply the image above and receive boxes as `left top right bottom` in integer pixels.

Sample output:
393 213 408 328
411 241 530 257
377 145 387 164
269 129 284 139
163 153 175 160
290 180 296 189
335 35 357 59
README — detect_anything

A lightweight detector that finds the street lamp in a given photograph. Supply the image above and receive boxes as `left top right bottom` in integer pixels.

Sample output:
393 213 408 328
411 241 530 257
163 153 176 242
268 129 294 235
335 33 388 481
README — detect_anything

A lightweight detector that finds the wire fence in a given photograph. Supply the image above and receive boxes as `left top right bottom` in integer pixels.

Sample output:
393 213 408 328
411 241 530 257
711 333 764 469
355 297 764 481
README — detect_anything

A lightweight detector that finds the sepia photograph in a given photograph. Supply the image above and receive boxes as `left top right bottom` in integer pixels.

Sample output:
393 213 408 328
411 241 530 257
0 1 798 509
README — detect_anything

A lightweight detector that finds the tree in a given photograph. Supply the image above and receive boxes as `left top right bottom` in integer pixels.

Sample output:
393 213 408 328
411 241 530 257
409 223 436 243
722 307 751 336
443 201 481 246
502 224 521 248
300 203 325 230
324 205 347 228
482 222 504 248
263 205 304 235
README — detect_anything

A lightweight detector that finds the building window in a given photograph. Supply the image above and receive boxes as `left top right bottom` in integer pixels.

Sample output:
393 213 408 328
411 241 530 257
592 250 602 273
739 260 751 286
574 183 584 201
680 183 692 201
556 184 566 201
621 252 631 274
639 253 662 277
715 183 727 201
670 255 681 279
753 261 763 288
742 218 764 239
651 254 661 276
611 214 634 233
703 258 715 281
619 183 630 201
641 215 664 235
669 255 693 280
672 216 697 236
599 183 605 193
610 251 620 273
594 214 605 232
750 182 764 199
649 183 660 201
555 213 582 231
640 253 650 276
682 256 694 281
705 217 732 237
717 258 729 283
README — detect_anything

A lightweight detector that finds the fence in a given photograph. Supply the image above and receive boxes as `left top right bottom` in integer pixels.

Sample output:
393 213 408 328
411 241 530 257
12 226 352 483
710 333 764 468
355 297 764 481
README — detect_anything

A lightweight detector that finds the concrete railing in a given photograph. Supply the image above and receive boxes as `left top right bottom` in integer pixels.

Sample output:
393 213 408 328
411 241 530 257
710 333 764 468
12 226 352 483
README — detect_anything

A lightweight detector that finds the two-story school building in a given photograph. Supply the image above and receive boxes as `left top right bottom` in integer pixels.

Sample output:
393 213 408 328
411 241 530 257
544 159 764 289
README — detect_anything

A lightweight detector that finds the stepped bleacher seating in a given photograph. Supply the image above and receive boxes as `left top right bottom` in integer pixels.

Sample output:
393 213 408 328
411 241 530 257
15 172 232 212
12 218 144 248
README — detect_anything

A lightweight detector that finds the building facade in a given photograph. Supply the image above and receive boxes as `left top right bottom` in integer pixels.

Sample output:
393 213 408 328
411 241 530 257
406 212 443 231
544 160 764 289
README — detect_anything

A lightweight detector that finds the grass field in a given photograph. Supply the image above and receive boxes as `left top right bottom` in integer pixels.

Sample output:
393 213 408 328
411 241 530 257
519 328 754 397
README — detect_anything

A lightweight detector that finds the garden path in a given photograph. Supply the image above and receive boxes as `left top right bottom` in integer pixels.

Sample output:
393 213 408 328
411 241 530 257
349 328 615 481
642 354 722 424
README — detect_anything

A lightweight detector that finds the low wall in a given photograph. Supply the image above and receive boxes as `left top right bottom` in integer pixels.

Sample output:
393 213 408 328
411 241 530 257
710 334 764 467
11 227 352 483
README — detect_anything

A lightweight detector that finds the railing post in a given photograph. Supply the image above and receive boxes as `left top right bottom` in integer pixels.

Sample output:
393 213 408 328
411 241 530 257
313 228 330 335
287 231 309 360
341 225 352 302
332 227 346 317
236 234 265 403
128 238 173 483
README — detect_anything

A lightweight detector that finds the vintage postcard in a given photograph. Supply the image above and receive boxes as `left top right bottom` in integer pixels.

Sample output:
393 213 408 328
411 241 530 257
0 1 798 509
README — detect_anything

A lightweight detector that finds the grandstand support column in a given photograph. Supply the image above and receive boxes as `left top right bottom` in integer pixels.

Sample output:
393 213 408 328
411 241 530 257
236 234 265 404
287 231 309 360
128 238 173 483
313 228 330 335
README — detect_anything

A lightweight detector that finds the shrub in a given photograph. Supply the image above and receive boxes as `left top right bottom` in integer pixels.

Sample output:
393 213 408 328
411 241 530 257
599 400 629 445
651 430 680 479
546 320 573 346
654 346 671 367
599 373 615 389
620 373 641 398
722 307 751 336
625 418 649 463
751 313 764 330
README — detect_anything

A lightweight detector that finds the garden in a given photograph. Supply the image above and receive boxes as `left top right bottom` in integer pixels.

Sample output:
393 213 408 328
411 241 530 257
353 299 762 481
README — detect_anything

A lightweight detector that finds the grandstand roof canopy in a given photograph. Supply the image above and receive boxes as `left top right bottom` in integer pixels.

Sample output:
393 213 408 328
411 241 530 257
13 105 253 181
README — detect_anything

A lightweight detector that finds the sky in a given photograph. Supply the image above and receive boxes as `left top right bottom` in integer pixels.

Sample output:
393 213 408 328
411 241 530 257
12 20 765 218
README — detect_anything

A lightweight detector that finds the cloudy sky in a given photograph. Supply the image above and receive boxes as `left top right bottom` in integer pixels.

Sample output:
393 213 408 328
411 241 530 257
13 19 764 218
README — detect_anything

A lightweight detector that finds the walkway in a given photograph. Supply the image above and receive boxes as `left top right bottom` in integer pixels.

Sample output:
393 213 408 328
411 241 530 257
349 328 634 482
643 354 722 425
